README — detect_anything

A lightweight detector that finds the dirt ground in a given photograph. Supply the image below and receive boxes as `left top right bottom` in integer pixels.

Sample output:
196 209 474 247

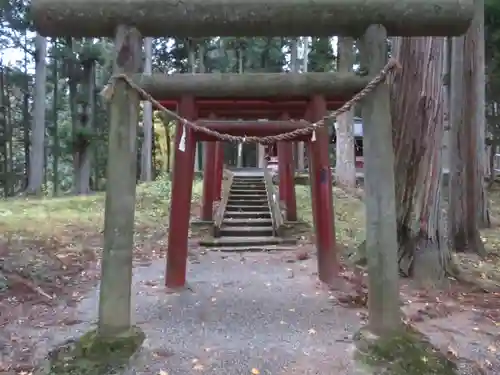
0 180 499 374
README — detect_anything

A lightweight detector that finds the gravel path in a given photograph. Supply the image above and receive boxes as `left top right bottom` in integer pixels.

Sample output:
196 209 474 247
3 251 365 374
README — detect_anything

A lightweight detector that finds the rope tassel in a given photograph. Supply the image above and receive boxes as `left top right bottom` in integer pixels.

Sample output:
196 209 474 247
178 121 186 152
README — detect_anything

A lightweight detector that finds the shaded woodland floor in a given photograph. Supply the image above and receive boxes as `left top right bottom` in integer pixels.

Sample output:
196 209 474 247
0 179 499 374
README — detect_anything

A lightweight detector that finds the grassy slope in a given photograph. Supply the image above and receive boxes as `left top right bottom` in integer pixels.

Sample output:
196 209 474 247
0 179 203 234
296 185 366 249
0 179 203 293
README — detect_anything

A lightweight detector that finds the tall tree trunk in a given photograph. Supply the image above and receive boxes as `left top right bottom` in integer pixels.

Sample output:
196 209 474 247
335 37 356 188
23 32 30 190
0 66 7 197
66 38 80 193
197 42 205 171
52 46 60 196
165 121 171 174
391 37 452 282
186 39 201 172
297 37 308 171
140 37 154 181
5 77 14 196
73 58 95 195
26 34 47 195
196 40 207 170
290 38 304 172
469 0 489 228
236 47 244 168
448 0 488 255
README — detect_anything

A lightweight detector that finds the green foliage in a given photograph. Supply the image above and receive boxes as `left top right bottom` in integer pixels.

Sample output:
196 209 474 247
72 127 97 152
308 37 335 72
0 0 338 192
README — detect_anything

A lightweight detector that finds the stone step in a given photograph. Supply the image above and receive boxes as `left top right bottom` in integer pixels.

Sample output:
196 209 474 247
224 211 271 219
232 181 265 185
226 205 270 212
219 226 274 237
199 236 292 248
227 199 268 206
222 218 273 226
233 176 264 179
230 191 267 196
229 194 267 200
204 245 296 253
231 184 266 189
232 179 264 182
232 177 264 181
232 178 265 182
230 189 267 195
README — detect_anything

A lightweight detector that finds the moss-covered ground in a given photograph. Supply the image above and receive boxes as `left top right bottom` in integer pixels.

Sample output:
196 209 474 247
355 326 458 375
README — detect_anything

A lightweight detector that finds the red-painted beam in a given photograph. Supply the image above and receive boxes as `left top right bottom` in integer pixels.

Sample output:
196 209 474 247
159 98 346 107
197 110 310 120
193 120 311 142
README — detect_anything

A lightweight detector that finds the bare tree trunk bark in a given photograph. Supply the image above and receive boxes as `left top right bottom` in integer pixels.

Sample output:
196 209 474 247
51 47 60 196
140 37 153 182
26 34 47 195
296 37 308 171
22 32 31 191
390 37 452 282
165 122 171 174
187 39 201 172
0 66 8 197
236 47 243 168
290 38 302 172
74 58 95 195
335 37 356 188
468 0 489 228
197 42 205 171
448 0 488 255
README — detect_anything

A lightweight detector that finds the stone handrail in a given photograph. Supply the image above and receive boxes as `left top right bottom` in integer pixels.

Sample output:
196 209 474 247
213 169 234 238
263 168 284 237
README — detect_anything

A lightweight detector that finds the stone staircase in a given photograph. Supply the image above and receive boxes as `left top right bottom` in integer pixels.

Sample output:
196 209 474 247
199 173 294 251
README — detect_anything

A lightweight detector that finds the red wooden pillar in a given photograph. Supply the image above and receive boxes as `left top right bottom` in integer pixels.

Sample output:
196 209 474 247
277 142 287 203
277 113 291 205
308 95 339 284
165 95 197 289
214 141 224 200
304 107 317 230
277 112 297 221
201 114 217 221
284 141 297 221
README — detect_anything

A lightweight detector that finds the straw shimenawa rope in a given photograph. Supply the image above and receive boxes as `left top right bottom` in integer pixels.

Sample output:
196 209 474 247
100 59 401 145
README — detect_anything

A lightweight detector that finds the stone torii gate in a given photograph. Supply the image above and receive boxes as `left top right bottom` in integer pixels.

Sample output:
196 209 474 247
32 0 474 337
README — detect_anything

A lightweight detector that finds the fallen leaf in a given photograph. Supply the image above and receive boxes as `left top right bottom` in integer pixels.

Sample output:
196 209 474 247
251 369 260 375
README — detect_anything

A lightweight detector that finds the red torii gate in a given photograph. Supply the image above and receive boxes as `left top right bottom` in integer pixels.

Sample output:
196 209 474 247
159 95 344 290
